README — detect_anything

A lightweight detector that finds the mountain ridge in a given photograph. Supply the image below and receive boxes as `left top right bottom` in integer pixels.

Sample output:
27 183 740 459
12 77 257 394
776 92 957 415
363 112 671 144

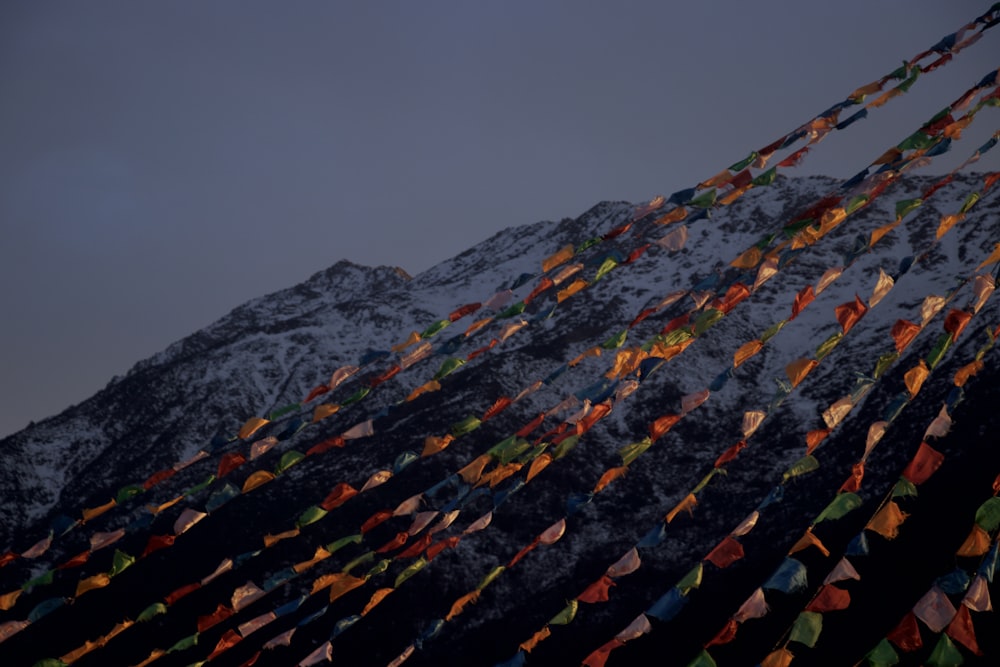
1 171 999 666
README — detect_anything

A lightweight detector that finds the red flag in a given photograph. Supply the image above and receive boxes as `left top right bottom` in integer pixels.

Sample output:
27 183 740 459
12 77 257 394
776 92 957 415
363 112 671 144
706 619 739 646
376 532 409 554
943 309 972 342
625 244 651 264
320 483 358 511
835 295 868 334
524 279 553 304
361 509 393 534
426 536 461 561
396 534 433 560
197 604 235 632
901 442 945 485
945 603 983 655
482 396 512 421
143 467 177 489
306 436 345 457
705 537 745 569
603 222 632 240
449 302 482 321
369 364 401 387
56 550 91 570
805 584 851 612
507 539 541 568
303 384 330 403
578 574 615 604
165 582 201 606
583 639 624 667
715 440 747 468
142 534 176 557
516 413 546 438
887 612 923 651
629 307 656 329
661 313 691 335
207 629 242 661
217 451 246 478
839 462 865 493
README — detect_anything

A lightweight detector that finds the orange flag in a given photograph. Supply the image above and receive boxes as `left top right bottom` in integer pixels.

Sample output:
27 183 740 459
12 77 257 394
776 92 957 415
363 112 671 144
786 358 818 387
936 213 964 239
956 525 991 557
760 648 795 667
76 573 112 597
421 434 454 457
665 494 697 523
734 340 763 367
527 453 553 482
594 466 629 493
327 573 367 603
361 588 394 616
520 626 552 653
789 528 830 557
649 414 681 442
238 417 269 440
458 454 492 485
954 360 984 387
446 590 481 621
242 470 275 493
890 319 921 353
557 278 588 302
904 361 930 398
82 498 117 522
790 285 815 320
542 244 574 273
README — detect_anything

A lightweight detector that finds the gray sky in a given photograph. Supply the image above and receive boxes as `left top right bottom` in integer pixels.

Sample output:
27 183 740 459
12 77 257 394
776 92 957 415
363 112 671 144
1 1 998 438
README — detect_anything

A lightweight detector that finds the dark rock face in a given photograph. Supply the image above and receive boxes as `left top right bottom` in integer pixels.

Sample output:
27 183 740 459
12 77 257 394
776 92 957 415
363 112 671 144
1 173 999 666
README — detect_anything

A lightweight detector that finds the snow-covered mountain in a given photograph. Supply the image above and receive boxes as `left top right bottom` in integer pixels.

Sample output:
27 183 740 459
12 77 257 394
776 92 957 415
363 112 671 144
1 172 999 667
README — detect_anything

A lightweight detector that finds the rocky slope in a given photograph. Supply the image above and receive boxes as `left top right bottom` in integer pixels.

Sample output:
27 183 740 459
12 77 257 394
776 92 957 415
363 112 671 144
1 172 999 666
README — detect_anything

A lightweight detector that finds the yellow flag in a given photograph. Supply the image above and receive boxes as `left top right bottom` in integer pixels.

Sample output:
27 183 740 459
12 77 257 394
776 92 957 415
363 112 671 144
76 573 112 597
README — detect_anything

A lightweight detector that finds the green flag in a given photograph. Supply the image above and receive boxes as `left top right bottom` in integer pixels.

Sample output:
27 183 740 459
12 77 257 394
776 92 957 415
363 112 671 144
677 563 703 594
434 358 466 380
275 450 305 475
137 602 168 622
865 638 900 666
296 505 329 528
395 557 429 587
601 329 628 350
109 549 136 577
421 319 451 338
814 493 863 524
451 415 482 437
789 611 823 648
783 455 820 483
549 600 578 625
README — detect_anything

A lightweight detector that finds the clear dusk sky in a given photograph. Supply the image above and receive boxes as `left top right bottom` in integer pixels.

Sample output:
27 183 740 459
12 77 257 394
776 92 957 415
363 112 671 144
1 1 998 438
